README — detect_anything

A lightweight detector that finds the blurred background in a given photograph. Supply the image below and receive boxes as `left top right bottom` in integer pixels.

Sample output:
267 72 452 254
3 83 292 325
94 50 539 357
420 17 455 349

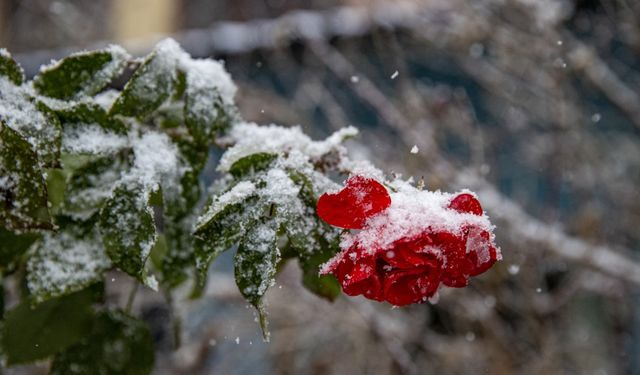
2 0 640 374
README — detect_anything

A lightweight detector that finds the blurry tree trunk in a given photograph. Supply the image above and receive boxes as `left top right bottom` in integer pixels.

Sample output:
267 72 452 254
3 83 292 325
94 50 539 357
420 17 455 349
0 0 10 46
111 0 178 43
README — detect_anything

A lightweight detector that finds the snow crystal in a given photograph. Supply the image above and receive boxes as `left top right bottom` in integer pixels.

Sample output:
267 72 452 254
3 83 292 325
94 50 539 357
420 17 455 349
390 70 399 80
410 145 419 154
27 231 111 302
508 264 520 275
61 124 128 155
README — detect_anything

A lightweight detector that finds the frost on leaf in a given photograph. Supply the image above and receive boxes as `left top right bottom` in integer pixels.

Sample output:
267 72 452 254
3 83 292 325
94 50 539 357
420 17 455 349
99 183 157 290
0 48 25 85
110 40 181 118
0 121 52 230
234 220 280 340
183 58 237 143
0 78 62 167
34 45 130 100
51 310 154 375
27 229 111 303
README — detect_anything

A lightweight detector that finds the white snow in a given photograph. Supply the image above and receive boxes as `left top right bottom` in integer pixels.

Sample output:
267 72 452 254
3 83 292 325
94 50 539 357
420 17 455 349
127 130 183 193
410 145 419 154
0 77 58 162
61 124 128 155
27 231 111 302
219 122 359 172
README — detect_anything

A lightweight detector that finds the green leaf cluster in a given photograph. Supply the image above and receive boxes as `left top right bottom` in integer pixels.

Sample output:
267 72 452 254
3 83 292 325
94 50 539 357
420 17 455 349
0 38 356 369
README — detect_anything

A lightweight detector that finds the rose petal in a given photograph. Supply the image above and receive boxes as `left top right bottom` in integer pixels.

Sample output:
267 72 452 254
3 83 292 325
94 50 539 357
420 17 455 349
448 193 483 216
317 175 391 229
383 267 440 306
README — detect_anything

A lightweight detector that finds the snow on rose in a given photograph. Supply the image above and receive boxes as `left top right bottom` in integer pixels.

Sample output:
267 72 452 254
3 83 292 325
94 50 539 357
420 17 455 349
317 175 501 306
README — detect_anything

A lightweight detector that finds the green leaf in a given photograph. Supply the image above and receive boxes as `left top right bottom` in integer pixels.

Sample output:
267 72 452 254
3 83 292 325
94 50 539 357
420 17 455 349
26 228 111 303
56 102 128 135
164 139 208 219
194 195 259 282
0 287 96 365
229 153 277 178
65 154 131 219
110 49 175 119
0 49 25 85
33 46 129 100
34 101 63 167
99 184 157 289
234 220 280 339
0 121 52 230
0 228 40 272
299 245 341 301
51 310 154 375
158 221 194 288
184 83 232 144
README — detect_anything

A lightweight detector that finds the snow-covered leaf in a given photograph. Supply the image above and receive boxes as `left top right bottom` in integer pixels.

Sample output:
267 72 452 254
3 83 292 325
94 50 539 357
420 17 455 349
194 196 258 281
0 78 62 167
228 152 277 178
110 43 177 119
234 220 280 339
0 49 24 85
184 75 233 143
164 139 208 219
50 310 154 375
64 153 130 219
27 228 111 303
0 287 97 365
0 121 52 230
33 46 129 100
99 184 157 289
56 102 128 135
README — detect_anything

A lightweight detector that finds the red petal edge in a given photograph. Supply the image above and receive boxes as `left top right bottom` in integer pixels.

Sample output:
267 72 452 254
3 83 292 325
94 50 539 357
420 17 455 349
448 193 483 216
316 175 391 229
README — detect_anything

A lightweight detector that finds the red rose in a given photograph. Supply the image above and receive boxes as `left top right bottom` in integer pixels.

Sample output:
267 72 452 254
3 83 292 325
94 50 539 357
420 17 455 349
317 176 500 306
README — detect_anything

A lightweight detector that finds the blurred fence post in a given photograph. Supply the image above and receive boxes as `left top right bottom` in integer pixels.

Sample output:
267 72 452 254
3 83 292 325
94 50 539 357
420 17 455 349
111 0 178 43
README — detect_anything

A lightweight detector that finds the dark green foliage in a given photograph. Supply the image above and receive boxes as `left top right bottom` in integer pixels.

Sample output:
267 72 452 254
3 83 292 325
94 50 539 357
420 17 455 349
0 39 351 367
0 228 39 272
100 184 156 287
56 103 128 135
0 50 24 85
51 310 154 375
110 51 174 119
229 153 277 178
0 121 52 230
0 287 97 365
33 49 125 100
